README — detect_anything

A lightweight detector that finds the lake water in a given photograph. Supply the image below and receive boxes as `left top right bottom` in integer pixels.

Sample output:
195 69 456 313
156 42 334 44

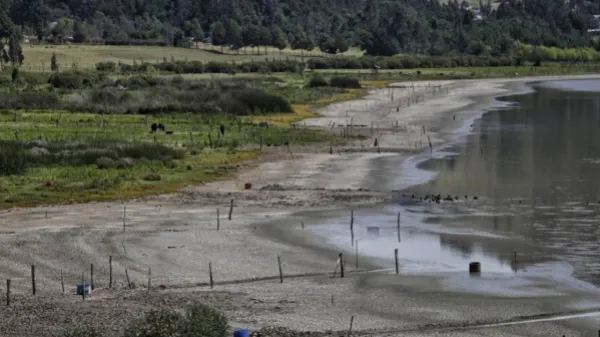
309 79 600 296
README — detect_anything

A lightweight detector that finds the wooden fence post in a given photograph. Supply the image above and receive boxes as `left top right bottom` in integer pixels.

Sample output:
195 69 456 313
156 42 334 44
90 263 94 290
339 253 344 278
348 315 355 337
109 256 113 289
31 265 36 296
394 249 399 274
217 209 220 230
228 200 234 220
123 206 126 232
277 256 283 283
61 270 64 295
81 273 85 300
125 270 131 289
147 268 151 292
6 279 10 306
209 262 214 289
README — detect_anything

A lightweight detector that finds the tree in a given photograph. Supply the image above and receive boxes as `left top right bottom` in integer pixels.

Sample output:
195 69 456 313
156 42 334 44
243 24 261 54
0 12 23 69
211 21 226 52
73 20 86 43
50 52 58 72
290 26 313 58
258 26 271 54
271 26 287 51
184 18 204 41
334 34 349 54
225 19 243 51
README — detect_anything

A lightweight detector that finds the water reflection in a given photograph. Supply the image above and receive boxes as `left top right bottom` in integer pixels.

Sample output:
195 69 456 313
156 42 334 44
404 80 600 285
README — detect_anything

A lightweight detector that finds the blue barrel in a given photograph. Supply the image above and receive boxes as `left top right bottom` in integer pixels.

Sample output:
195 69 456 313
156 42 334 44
76 284 90 295
233 330 250 337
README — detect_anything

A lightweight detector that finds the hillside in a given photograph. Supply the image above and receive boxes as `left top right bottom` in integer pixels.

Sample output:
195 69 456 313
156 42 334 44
5 0 600 57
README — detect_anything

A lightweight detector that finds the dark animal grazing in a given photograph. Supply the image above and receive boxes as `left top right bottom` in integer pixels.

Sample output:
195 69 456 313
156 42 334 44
158 124 165 131
165 131 174 135
150 123 158 133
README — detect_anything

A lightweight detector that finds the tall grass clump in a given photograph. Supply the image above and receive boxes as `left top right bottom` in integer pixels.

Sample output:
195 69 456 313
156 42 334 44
0 142 26 175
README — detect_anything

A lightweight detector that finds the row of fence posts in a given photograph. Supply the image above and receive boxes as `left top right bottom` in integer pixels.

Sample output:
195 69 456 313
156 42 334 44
4 206 522 306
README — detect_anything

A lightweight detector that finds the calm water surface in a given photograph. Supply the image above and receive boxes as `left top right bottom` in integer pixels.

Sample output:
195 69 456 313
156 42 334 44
406 79 600 286
309 79 600 295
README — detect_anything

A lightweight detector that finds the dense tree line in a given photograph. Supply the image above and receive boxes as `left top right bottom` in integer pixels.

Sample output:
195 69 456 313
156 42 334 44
4 0 600 57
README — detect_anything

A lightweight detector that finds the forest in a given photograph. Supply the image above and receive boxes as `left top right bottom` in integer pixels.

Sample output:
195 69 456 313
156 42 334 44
3 0 600 57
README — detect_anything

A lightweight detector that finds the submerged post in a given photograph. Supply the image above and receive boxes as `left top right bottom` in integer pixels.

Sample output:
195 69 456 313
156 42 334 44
394 249 399 274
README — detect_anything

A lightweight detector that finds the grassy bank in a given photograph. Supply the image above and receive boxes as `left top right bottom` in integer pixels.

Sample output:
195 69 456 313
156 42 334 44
0 75 366 208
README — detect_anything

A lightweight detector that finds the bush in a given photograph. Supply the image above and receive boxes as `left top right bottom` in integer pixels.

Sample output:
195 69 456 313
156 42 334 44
0 143 26 175
183 303 228 337
308 75 328 87
143 173 161 181
96 62 117 72
123 304 228 337
329 76 361 88
96 157 116 169
48 71 107 89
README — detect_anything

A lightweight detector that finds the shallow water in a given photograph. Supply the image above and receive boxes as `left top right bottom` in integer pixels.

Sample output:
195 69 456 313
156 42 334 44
309 79 600 298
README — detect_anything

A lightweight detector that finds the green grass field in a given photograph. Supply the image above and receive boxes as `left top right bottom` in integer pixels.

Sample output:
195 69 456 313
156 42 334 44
20 44 364 72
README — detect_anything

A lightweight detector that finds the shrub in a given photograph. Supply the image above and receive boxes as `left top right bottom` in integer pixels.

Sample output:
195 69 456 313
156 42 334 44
96 157 116 169
116 157 136 168
96 62 117 72
0 143 26 175
143 173 161 181
48 71 107 89
123 304 228 337
182 303 228 337
329 76 361 88
308 75 328 88
124 310 184 337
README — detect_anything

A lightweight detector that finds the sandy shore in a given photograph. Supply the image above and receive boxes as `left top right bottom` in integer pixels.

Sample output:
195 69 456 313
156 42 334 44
2 75 600 337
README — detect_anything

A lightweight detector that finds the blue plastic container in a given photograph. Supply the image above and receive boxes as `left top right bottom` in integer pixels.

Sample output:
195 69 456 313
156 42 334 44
76 283 90 295
233 330 250 337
